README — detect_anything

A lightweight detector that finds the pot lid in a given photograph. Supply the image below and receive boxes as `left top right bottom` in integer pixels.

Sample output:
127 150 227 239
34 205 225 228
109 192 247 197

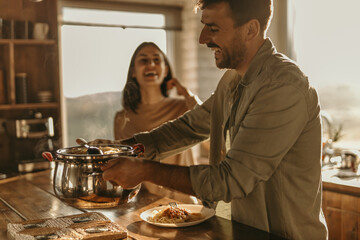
55 144 134 162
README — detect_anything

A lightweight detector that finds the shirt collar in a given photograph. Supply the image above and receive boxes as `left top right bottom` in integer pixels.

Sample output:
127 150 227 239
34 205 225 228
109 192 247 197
241 38 276 86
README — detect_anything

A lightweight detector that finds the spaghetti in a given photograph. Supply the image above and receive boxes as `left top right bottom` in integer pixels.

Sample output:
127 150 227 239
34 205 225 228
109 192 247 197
147 206 204 224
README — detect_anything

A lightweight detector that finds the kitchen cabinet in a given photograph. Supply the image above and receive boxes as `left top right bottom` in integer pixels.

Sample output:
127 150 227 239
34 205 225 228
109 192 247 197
322 190 360 240
322 170 360 240
0 0 61 171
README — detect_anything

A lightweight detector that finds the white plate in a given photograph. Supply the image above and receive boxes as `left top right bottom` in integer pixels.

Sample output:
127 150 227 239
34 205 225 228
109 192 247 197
140 204 215 228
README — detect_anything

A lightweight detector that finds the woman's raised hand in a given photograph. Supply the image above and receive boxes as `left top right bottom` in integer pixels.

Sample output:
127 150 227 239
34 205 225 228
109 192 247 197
166 78 202 108
166 78 191 97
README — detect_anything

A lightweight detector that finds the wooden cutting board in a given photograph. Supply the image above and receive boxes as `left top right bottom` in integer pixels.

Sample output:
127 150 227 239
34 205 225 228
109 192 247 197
7 212 127 240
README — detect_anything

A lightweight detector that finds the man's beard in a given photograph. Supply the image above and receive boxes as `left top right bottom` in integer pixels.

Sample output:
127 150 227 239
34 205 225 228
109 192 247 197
216 36 246 69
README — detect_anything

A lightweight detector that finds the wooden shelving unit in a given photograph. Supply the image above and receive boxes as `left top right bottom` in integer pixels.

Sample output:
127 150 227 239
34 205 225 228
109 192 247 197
0 0 62 170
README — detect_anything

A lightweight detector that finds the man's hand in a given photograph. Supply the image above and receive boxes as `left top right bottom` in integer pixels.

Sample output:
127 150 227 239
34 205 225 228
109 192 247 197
101 157 144 189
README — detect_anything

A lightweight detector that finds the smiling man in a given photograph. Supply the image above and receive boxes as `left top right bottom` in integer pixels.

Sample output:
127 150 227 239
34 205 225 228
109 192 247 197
100 0 328 239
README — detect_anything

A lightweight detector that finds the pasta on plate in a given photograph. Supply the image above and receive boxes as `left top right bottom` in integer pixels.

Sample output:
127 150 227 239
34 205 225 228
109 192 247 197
147 206 203 224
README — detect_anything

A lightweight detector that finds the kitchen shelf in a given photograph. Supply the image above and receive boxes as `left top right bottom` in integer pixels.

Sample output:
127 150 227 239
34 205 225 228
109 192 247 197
0 43 59 106
0 102 59 111
0 39 56 45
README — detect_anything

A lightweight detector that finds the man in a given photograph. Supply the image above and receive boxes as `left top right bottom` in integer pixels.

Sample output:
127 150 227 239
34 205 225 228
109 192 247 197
101 0 328 239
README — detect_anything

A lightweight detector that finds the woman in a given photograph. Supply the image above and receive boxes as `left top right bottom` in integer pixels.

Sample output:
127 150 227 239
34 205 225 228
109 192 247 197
115 42 202 166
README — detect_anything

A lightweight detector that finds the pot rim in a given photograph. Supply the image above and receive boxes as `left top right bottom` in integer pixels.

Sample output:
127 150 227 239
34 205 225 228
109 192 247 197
55 144 134 162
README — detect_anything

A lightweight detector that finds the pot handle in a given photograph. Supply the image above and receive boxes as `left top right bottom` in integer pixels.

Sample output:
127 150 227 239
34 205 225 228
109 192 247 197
133 143 145 157
42 152 54 162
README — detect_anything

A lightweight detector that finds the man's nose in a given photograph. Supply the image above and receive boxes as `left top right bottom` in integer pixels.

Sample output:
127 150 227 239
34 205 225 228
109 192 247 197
199 27 209 44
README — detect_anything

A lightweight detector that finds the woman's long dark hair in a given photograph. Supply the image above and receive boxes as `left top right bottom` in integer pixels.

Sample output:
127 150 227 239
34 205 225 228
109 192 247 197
122 42 173 113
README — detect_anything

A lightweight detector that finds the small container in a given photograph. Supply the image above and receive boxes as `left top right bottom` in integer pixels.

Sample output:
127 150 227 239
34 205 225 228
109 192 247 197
15 73 27 104
0 19 15 39
15 20 29 39
37 90 53 103
341 150 360 173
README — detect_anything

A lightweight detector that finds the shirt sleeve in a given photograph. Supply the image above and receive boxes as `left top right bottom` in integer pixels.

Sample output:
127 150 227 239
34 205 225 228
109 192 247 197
190 82 310 203
184 93 203 110
134 94 214 161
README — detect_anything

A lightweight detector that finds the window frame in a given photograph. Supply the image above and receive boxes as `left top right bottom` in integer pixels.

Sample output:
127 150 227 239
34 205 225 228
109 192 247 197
58 0 183 146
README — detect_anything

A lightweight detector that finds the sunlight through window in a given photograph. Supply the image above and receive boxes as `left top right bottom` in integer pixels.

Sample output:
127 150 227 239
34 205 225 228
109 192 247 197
60 7 167 146
294 0 360 146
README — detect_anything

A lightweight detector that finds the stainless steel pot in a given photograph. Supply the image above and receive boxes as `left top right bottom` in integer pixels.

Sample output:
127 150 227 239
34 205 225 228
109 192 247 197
51 144 141 208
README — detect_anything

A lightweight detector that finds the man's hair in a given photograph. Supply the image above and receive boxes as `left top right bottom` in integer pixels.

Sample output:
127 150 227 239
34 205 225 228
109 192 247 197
195 0 273 33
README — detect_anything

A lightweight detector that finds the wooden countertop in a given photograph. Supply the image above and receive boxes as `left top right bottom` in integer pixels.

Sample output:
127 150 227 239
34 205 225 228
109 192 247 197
322 167 360 197
0 169 286 240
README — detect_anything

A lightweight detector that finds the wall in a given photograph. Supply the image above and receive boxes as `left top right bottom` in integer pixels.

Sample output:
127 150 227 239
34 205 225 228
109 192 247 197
267 0 293 58
180 0 224 101
180 0 291 100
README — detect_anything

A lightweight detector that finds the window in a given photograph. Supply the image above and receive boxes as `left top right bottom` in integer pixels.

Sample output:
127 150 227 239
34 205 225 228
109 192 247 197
61 8 167 98
293 0 360 148
59 2 180 146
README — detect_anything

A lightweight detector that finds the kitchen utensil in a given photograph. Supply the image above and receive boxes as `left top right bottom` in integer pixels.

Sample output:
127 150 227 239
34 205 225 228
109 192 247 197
76 138 103 155
52 144 142 208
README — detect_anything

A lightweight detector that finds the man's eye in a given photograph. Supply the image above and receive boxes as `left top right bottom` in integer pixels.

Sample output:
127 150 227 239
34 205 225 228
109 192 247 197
153 58 161 64
210 28 219 33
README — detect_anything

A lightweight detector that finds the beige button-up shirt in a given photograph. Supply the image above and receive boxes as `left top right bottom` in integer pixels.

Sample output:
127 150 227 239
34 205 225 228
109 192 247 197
134 39 328 240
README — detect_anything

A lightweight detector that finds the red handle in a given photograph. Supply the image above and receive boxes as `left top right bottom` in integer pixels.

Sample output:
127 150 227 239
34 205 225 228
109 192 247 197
133 143 145 157
42 152 54 162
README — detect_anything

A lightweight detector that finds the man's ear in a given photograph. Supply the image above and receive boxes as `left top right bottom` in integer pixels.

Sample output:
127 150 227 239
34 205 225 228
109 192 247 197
245 19 261 40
